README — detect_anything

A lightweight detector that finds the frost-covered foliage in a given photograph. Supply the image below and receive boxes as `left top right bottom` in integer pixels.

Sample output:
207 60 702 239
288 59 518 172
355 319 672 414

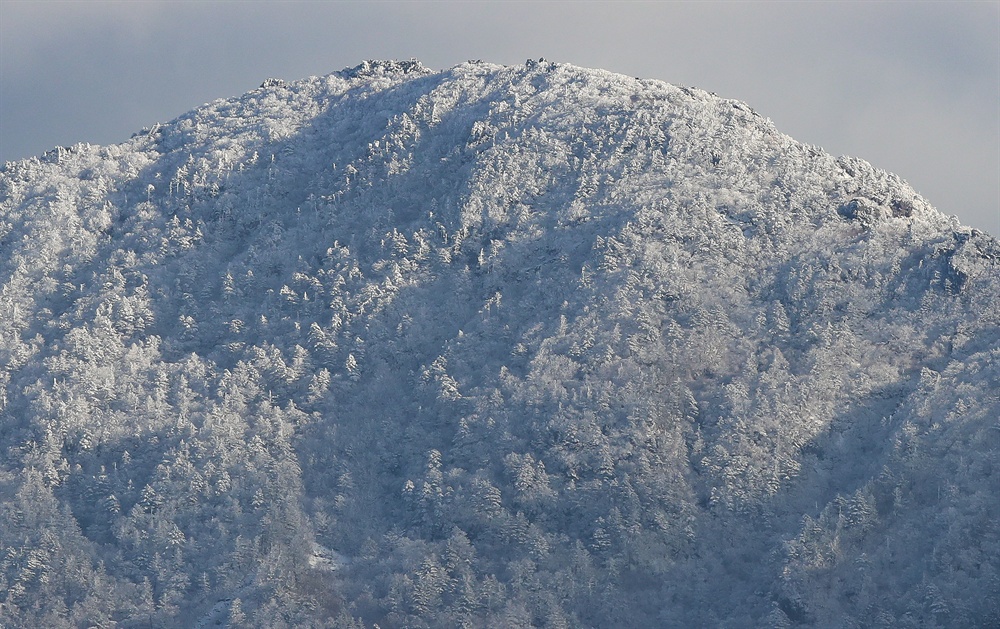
1 59 998 628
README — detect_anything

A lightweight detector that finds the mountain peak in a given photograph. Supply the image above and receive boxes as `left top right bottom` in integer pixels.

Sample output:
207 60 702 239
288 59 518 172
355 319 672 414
339 57 433 79
1 59 997 628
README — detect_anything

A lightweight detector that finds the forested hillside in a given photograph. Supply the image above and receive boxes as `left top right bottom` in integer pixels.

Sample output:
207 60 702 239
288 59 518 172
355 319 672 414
1 59 998 628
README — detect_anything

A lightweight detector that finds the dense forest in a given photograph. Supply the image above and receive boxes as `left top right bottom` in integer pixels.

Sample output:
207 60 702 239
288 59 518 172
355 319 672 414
1 59 998 627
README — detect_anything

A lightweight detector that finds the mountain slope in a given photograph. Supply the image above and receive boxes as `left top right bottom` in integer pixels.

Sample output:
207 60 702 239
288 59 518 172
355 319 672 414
1 59 998 628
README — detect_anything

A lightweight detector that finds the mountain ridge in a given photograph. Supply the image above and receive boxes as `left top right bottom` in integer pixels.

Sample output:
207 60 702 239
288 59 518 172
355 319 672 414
1 59 997 628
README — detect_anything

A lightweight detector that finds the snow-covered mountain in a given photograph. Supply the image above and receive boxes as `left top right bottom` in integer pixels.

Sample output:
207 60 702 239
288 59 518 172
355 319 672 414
1 59 998 628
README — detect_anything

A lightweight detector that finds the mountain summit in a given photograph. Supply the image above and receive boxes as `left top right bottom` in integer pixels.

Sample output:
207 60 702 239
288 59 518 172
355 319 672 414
1 60 998 628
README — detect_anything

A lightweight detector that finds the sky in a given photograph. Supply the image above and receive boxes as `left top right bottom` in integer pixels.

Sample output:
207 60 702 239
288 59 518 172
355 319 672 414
2 1 997 235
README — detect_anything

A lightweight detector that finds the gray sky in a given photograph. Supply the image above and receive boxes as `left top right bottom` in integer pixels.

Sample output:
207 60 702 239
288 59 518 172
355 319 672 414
2 1 997 235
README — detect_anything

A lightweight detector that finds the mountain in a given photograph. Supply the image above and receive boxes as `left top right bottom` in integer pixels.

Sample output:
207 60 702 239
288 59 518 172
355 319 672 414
1 59 998 628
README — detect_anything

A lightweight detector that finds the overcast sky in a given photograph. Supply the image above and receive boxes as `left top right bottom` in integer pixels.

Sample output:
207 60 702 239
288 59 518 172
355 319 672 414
2 1 997 235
